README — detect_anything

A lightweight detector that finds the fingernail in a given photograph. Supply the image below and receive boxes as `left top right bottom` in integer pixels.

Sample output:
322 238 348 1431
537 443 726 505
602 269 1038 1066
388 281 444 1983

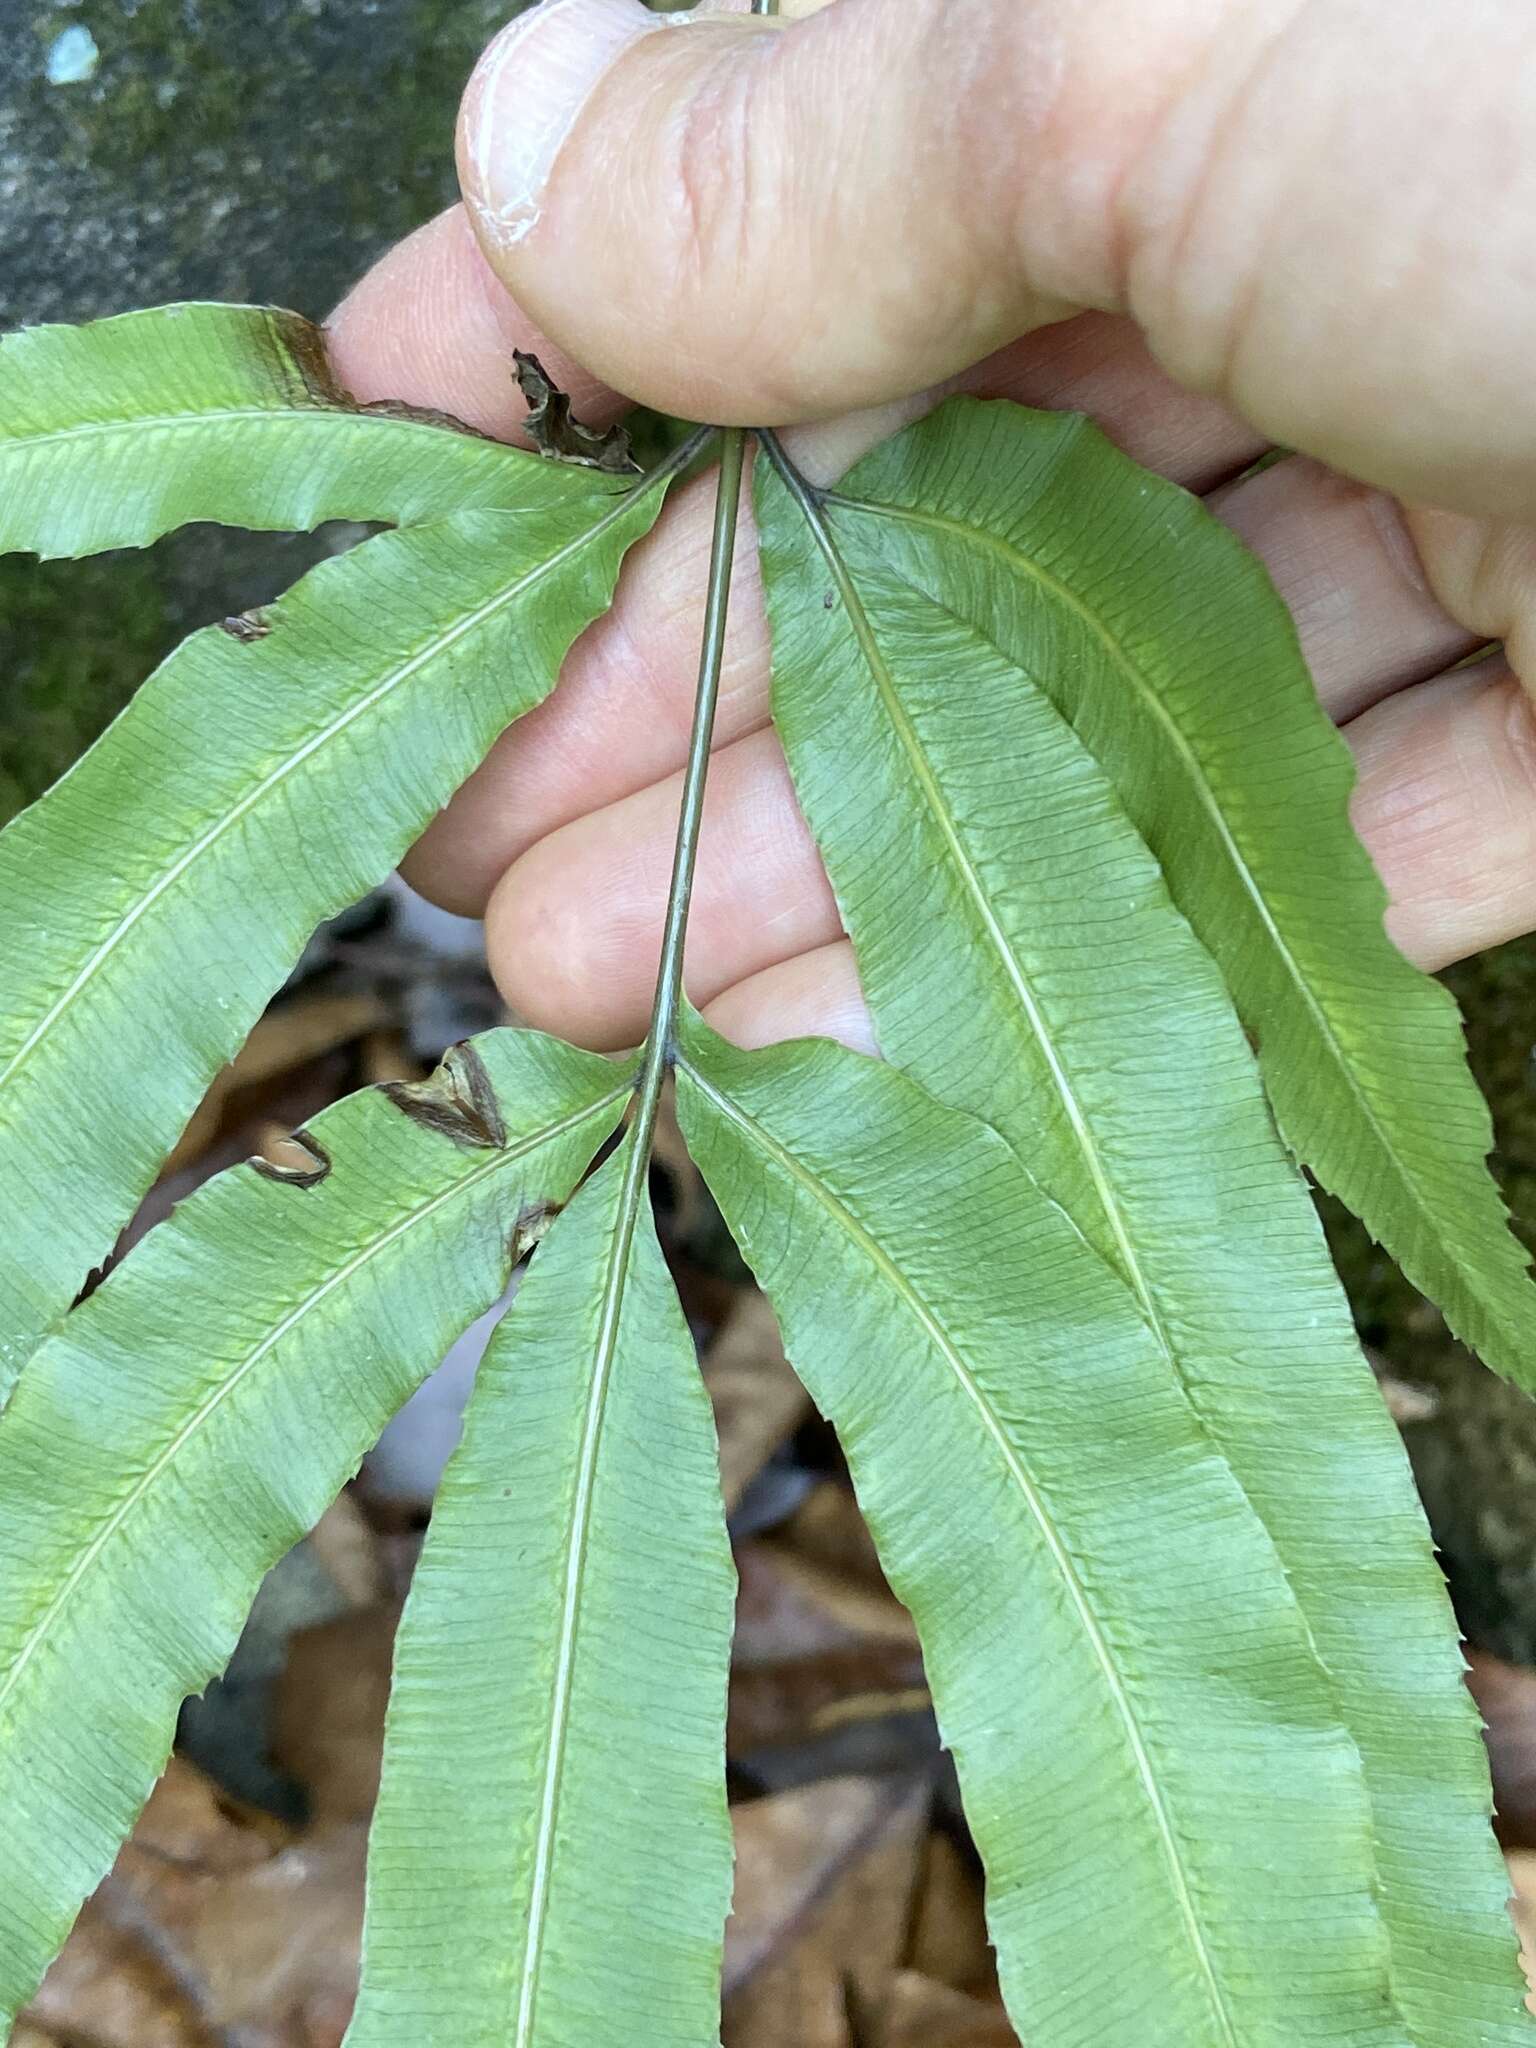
461 0 663 251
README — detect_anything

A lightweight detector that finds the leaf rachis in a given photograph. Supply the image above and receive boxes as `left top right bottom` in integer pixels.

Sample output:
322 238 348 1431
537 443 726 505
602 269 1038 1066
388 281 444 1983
520 427 743 2022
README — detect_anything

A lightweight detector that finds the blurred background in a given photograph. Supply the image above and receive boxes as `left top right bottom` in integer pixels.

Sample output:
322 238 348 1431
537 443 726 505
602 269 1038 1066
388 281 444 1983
7 6 1536 2045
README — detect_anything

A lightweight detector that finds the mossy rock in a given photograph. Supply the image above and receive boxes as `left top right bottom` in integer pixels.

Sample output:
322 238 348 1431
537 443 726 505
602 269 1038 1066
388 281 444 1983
3 0 533 798
6 0 528 330
0 552 168 827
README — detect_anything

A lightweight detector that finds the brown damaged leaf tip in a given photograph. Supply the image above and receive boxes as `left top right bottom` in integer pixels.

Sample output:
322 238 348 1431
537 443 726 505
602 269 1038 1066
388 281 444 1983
513 350 641 476
379 1040 507 1151
357 396 497 441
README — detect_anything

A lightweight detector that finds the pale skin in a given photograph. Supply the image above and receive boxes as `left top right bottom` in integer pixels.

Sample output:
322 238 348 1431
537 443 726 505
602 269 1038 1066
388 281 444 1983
327 0 1536 1060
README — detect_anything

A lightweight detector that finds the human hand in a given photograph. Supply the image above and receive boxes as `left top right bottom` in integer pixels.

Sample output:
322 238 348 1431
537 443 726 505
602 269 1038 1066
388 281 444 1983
329 0 1536 1056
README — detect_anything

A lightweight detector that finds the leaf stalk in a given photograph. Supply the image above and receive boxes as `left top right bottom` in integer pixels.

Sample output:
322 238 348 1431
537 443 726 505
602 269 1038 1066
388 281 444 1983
759 425 824 514
630 426 747 1152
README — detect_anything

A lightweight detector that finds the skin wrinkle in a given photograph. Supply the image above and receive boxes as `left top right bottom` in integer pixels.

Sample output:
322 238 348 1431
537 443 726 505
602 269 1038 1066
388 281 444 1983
1367 487 1434 604
1349 661 1536 965
667 32 763 305
1130 3 1536 515
489 507 1531 1040
1114 0 1315 410
1405 507 1536 687
1089 6 1236 320
1499 676 1536 843
706 940 876 1056
1213 461 1480 718
417 428 1531 1011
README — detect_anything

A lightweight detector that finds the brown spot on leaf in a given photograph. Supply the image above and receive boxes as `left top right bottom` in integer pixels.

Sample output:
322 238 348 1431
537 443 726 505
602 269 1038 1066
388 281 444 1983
281 310 354 410
356 396 496 441
379 1039 506 1151
278 310 497 443
513 349 641 475
511 1201 553 1262
220 609 271 643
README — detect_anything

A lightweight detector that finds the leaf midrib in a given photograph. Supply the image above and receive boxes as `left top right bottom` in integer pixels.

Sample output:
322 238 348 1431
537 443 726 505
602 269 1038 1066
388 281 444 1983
0 1087 623 1726
0 487 642 1097
511 1130 648 2048
781 483 1176 1361
680 1056 1238 2048
0 405 536 460
827 489 1434 1270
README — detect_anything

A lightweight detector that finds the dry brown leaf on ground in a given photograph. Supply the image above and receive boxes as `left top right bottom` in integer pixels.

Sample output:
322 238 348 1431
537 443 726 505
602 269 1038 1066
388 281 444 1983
652 1083 709 1246
164 989 391 1175
734 1538 914 1668
735 1481 917 1665
273 1602 400 1823
781 1481 894 1595
23 1897 222 2048
358 1028 425 1087
724 1775 931 2047
907 1830 995 1997
731 1524 929 1779
305 1491 390 1614
755 1543 919 1651
23 1758 366 2048
877 1970 1019 2046
1468 1650 1536 1847
705 1289 811 1514
728 1641 929 1757
128 1752 290 1869
157 1822 365 2047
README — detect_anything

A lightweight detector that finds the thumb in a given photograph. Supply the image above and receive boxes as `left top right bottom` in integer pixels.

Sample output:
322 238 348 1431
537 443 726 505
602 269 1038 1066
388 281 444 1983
454 0 1152 424
458 0 1536 520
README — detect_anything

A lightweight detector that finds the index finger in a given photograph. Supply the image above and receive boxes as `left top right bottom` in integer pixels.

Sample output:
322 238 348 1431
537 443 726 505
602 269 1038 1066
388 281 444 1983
327 204 623 441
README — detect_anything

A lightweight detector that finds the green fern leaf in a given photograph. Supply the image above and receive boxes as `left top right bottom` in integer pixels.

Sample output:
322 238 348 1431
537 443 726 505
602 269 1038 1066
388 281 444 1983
0 480 667 1393
348 1134 734 2048
0 304 590 558
0 1029 624 2029
792 399 1535 1388
678 1015 1407 2048
756 432 1528 2044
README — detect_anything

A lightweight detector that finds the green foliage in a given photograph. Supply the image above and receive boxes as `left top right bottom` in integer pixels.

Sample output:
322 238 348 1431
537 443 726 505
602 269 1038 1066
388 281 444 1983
0 304 567 557
0 549 170 827
755 427 1528 2043
0 300 1532 2045
795 403 1534 1390
678 1017 1401 2047
0 1028 624 2021
0 306 674 1393
350 1136 735 2048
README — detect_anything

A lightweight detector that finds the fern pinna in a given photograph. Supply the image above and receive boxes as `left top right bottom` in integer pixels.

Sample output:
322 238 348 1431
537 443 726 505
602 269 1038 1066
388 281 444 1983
0 284 1532 2047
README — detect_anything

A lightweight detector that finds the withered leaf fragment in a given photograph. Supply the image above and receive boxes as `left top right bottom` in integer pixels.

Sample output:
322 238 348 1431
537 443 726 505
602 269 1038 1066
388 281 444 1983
379 1040 507 1151
513 350 641 475
220 609 272 643
250 1129 332 1188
